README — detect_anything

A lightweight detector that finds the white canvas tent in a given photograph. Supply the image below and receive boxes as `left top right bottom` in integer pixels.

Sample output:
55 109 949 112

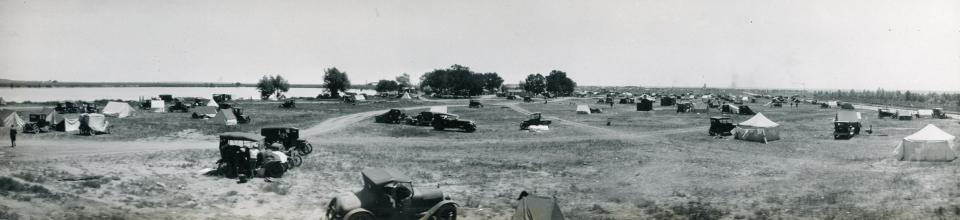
57 114 81 132
81 113 110 133
0 110 25 137
733 113 781 143
429 106 448 114
893 124 957 161
102 101 136 118
400 92 412 99
206 99 219 107
354 94 366 101
576 105 591 114
150 100 166 113
212 109 238 125
917 109 934 117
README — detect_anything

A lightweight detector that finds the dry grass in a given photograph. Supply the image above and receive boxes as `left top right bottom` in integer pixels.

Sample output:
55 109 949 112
3 97 960 219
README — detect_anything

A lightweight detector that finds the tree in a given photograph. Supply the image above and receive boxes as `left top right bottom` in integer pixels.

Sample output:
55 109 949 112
375 80 400 94
323 67 351 98
544 70 577 96
257 75 275 100
418 64 487 96
522 74 546 95
255 74 291 100
271 75 290 99
396 73 411 91
481 72 504 92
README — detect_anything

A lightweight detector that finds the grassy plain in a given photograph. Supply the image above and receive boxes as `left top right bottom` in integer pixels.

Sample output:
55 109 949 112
2 97 960 219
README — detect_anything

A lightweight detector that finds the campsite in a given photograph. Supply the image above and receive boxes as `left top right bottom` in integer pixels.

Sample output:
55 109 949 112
1 91 959 219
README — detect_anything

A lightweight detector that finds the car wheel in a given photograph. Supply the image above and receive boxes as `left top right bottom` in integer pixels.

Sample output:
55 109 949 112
289 154 303 167
344 210 375 220
432 204 457 220
299 143 313 155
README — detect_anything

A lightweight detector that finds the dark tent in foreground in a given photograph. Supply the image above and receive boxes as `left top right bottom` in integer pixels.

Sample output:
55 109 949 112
636 99 654 111
513 192 564 220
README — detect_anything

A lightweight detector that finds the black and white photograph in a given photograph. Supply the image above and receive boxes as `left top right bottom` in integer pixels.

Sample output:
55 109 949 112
0 0 958 219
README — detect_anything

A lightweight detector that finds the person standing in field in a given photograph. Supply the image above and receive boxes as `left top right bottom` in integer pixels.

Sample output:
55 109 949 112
9 125 17 148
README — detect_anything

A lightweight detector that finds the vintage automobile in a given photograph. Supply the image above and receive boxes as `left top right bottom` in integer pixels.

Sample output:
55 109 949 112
708 116 736 136
519 112 552 130
833 122 860 139
326 168 458 220
23 110 55 133
877 108 896 119
216 132 301 180
522 96 534 103
407 111 436 126
375 109 409 124
261 127 313 155
232 108 252 124
279 100 296 109
933 108 948 119
431 113 476 132
468 100 483 108
168 99 190 113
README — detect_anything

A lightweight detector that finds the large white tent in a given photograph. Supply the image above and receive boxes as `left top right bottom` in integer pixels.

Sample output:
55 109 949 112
733 113 781 143
102 101 136 118
893 124 957 161
576 105 591 114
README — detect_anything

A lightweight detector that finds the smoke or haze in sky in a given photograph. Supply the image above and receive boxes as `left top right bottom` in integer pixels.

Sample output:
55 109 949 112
1 0 957 91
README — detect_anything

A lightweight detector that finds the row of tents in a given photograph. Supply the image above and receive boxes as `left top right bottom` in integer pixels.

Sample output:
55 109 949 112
0 109 109 135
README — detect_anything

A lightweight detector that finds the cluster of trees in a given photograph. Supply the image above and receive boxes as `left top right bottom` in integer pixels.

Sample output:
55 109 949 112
255 75 291 100
375 73 412 94
418 65 503 97
323 68 351 98
520 70 577 96
813 89 960 109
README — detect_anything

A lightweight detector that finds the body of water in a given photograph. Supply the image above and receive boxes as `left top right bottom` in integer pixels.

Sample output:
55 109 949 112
0 87 377 102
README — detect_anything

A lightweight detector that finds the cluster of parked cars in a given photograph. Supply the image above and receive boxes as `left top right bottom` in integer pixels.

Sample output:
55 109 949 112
375 109 477 132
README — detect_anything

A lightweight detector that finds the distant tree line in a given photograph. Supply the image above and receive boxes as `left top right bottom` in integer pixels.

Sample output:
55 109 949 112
418 65 504 97
813 89 960 110
519 70 577 96
375 73 413 95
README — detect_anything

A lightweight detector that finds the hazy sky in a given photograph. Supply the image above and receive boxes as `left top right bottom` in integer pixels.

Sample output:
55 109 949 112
1 0 958 91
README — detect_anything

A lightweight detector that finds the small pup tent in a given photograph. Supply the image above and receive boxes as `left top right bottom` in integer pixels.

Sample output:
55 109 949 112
400 92 413 99
893 124 957 161
576 105 591 114
213 109 238 126
733 113 781 143
102 101 136 118
513 192 565 220
150 100 166 113
206 99 219 107
429 106 448 114
191 106 219 119
0 110 25 137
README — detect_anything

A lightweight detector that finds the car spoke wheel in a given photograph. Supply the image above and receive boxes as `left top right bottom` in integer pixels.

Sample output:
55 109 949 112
432 204 457 220
344 211 375 220
299 143 313 155
289 154 303 167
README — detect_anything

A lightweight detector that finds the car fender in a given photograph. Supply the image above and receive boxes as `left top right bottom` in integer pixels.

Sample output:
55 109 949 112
417 200 458 220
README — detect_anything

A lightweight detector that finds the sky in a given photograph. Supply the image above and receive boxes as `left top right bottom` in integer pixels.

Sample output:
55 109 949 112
0 0 958 91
